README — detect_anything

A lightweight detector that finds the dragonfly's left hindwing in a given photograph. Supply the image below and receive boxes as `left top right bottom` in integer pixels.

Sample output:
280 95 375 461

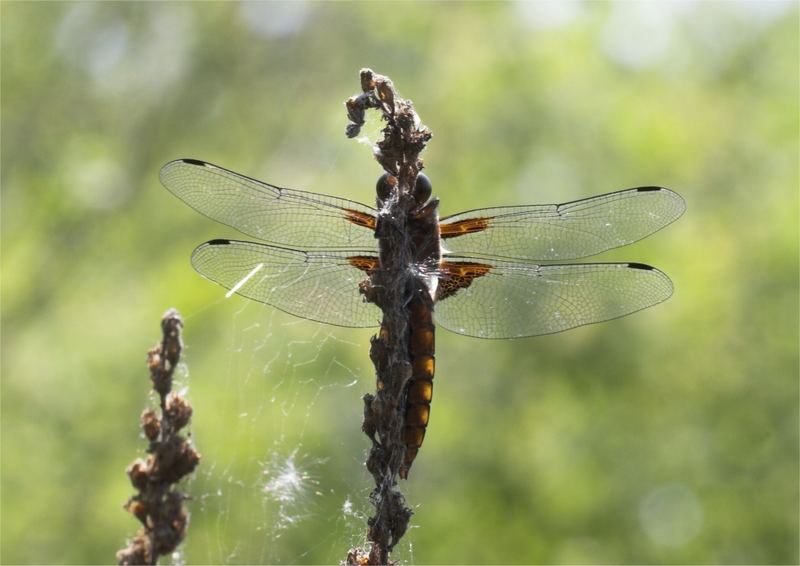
434 257 673 339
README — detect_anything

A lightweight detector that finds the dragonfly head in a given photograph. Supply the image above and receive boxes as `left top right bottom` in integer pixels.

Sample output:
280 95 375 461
376 172 432 208
413 173 432 204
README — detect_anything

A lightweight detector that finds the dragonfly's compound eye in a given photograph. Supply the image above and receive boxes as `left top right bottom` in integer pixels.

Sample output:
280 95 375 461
413 173 432 204
376 172 397 202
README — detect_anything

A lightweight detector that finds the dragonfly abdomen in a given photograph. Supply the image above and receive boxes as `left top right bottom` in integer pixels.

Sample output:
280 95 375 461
400 291 436 479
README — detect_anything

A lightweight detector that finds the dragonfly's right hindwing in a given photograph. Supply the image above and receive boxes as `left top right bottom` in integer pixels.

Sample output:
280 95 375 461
191 239 381 328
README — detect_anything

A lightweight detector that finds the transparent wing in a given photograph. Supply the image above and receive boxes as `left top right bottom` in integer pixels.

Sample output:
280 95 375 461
160 159 378 249
434 257 674 339
440 187 685 261
192 239 381 328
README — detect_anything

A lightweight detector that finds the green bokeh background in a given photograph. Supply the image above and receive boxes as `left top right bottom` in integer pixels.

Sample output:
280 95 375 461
2 2 798 564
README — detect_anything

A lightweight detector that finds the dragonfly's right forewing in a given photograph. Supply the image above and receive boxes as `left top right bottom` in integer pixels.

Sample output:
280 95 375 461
160 159 378 250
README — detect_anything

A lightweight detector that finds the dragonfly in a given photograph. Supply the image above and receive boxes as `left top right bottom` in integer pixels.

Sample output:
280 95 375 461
160 158 685 477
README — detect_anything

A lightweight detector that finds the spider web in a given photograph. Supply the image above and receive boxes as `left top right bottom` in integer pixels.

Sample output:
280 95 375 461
178 280 416 564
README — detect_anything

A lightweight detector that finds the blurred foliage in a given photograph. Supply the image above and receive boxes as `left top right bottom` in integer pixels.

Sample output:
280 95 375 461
2 1 798 564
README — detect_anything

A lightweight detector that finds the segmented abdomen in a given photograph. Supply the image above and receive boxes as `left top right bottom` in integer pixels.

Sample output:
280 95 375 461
400 292 435 479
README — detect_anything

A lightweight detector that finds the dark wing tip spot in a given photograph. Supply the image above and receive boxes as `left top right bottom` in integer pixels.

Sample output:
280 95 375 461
636 186 665 193
181 158 208 166
628 262 654 270
206 238 232 246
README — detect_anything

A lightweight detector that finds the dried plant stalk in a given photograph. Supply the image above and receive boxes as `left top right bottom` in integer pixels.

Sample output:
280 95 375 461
344 69 432 566
117 309 200 565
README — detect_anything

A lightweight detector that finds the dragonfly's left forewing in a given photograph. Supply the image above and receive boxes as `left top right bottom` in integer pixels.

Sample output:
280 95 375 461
440 187 685 261
434 257 674 339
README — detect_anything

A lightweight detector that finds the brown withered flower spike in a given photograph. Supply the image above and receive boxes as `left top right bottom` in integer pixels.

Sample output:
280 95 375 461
117 309 200 565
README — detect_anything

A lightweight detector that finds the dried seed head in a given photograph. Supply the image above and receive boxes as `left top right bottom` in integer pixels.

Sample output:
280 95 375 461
147 347 161 373
153 436 200 483
116 533 150 565
141 409 161 441
165 393 192 431
124 496 149 526
127 459 151 490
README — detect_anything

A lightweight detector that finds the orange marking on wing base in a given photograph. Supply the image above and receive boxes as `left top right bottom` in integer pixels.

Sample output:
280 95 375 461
344 209 377 230
440 217 491 238
436 261 493 301
347 255 379 273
